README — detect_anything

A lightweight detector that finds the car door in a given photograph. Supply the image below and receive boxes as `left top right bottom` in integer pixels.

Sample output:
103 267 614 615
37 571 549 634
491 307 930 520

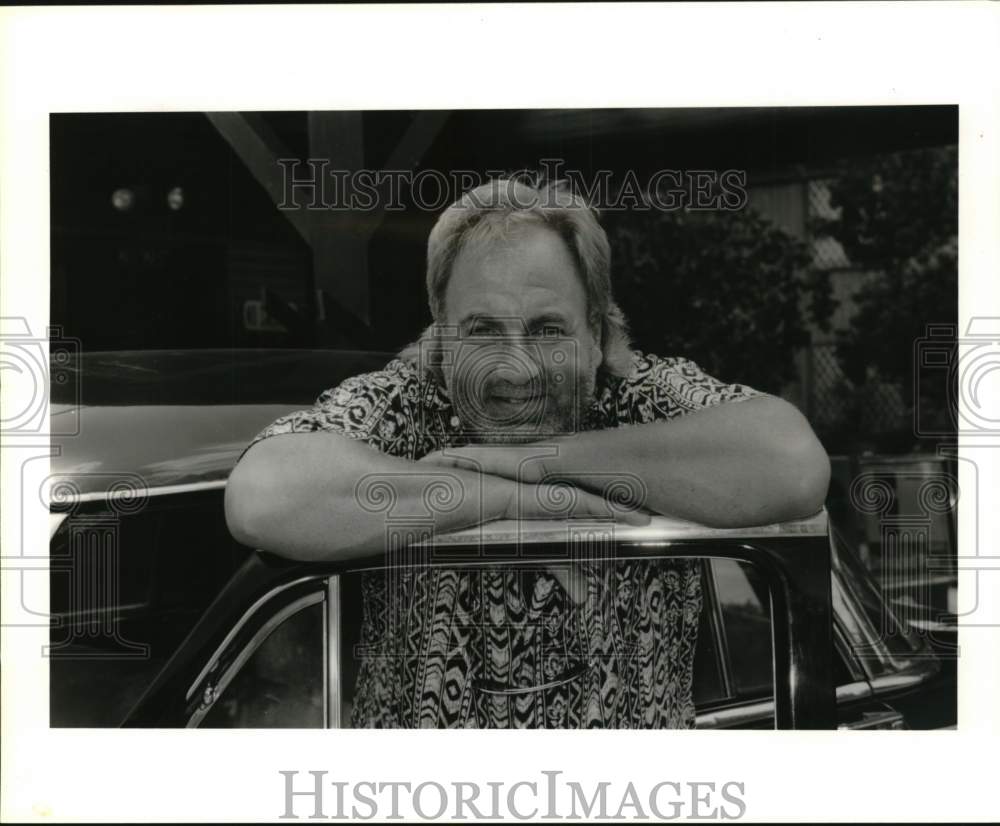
693 557 845 728
194 587 328 728
693 537 949 729
49 489 252 727
135 528 836 729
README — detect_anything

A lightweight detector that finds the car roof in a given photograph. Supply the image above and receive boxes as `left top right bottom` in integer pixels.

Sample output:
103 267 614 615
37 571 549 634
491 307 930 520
51 348 395 406
416 512 830 545
50 349 394 498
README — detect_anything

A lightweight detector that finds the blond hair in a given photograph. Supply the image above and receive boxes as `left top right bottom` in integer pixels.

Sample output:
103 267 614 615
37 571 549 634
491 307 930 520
399 174 633 377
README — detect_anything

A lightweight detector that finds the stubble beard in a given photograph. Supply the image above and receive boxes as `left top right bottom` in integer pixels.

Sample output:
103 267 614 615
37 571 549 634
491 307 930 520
457 369 597 446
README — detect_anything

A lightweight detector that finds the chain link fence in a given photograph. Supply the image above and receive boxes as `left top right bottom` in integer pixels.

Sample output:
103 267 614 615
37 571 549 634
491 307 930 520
807 179 851 271
805 343 908 440
802 178 909 447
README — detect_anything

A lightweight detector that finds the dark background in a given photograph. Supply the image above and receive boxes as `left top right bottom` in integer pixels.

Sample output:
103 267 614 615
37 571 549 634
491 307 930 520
48 108 961 727
50 106 958 455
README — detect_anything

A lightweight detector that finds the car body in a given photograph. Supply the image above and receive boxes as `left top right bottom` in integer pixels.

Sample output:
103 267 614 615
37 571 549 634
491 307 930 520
49 350 956 730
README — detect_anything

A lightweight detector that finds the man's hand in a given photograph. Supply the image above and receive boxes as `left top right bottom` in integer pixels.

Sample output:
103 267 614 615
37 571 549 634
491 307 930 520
418 444 553 484
419 446 650 526
420 396 831 530
498 478 651 526
419 447 649 605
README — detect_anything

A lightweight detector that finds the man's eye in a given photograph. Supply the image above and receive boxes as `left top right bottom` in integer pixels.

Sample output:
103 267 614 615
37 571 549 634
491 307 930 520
534 324 565 337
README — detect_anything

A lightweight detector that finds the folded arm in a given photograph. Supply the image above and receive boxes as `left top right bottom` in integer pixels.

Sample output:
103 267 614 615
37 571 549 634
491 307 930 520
423 395 831 529
224 430 648 563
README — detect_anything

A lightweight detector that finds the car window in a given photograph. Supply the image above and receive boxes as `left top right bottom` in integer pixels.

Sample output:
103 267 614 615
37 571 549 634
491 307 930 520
709 557 855 709
830 526 928 674
692 561 727 705
182 552 840 730
201 599 324 728
338 559 777 726
711 558 774 699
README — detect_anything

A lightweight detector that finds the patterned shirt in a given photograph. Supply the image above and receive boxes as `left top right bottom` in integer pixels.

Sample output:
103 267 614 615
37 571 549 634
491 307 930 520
247 351 760 728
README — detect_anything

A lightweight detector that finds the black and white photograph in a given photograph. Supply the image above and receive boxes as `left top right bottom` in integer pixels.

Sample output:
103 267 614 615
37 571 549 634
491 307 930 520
46 105 960 733
2 4 998 823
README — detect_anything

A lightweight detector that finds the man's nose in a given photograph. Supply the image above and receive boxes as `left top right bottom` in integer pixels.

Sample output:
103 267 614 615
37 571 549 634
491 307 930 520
494 338 543 384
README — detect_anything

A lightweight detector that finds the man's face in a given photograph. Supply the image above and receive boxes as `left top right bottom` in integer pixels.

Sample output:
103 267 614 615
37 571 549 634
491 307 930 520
440 224 603 444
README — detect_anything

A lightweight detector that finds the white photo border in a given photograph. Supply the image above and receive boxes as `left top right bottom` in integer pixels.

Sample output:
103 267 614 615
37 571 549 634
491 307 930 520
2 2 998 822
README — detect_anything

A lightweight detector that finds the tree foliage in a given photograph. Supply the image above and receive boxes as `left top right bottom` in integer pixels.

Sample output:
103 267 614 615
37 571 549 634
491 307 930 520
812 145 958 442
605 206 825 395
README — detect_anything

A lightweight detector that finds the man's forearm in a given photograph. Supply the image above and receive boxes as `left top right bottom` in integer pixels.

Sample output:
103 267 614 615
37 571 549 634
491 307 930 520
540 396 831 527
225 432 514 562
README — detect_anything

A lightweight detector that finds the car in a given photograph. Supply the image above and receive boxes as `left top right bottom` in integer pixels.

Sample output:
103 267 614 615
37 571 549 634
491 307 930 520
48 350 957 730
827 453 959 644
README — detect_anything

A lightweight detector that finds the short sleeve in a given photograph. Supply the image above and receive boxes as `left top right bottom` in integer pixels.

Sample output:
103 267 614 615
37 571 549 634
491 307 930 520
616 352 763 425
240 360 425 460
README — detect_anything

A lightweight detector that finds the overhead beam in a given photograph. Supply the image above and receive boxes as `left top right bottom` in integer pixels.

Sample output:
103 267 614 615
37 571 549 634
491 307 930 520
306 110 449 328
364 110 451 242
208 110 451 335
205 112 311 245
308 111 370 325
383 111 451 178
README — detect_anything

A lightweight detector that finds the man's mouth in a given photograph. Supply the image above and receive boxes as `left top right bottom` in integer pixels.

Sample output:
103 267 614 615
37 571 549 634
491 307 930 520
488 390 541 404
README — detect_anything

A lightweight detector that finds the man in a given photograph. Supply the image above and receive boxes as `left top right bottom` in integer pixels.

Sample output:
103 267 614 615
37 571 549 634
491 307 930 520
225 177 830 729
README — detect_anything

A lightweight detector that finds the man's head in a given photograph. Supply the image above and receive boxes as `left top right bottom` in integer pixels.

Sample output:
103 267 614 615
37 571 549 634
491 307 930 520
402 176 632 443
